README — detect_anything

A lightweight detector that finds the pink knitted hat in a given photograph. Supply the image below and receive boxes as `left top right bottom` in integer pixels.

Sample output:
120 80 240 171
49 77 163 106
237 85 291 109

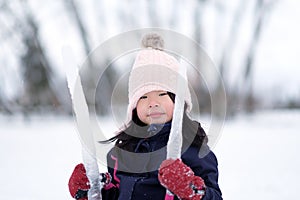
126 33 192 123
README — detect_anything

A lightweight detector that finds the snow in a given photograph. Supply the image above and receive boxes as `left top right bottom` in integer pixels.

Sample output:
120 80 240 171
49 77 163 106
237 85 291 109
214 110 300 200
0 115 82 200
0 110 299 199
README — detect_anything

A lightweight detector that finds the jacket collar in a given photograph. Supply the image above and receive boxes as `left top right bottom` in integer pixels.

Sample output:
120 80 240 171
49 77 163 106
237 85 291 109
146 122 171 138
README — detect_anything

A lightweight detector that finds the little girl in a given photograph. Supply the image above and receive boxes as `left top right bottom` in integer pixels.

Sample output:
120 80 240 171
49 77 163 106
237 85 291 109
68 33 222 200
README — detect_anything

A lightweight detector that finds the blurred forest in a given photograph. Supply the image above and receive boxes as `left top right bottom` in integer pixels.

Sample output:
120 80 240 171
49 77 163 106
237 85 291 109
0 0 299 117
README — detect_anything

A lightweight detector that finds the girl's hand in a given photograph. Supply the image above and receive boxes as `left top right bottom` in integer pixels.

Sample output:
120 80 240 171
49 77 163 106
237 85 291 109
158 159 206 200
68 163 90 200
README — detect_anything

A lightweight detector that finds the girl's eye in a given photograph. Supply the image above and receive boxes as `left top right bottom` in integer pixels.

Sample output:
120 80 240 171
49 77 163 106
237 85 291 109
159 92 168 96
140 95 147 99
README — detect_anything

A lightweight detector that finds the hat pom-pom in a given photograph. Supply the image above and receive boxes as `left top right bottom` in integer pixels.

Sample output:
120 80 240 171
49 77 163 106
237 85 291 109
141 33 164 50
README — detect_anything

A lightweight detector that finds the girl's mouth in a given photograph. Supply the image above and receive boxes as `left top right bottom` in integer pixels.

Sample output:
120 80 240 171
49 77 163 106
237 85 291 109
148 112 165 118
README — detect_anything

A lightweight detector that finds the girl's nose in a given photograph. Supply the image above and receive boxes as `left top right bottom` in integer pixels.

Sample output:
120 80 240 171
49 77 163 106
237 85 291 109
148 98 159 108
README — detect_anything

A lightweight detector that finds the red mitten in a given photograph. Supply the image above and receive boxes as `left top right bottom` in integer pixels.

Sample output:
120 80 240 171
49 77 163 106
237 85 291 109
158 159 206 200
68 163 90 200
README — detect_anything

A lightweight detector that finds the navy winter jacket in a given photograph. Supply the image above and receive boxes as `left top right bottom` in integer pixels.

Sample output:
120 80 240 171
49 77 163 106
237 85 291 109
101 119 222 200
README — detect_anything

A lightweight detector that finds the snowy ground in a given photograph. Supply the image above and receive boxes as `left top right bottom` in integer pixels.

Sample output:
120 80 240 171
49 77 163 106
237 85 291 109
0 110 299 200
214 110 300 200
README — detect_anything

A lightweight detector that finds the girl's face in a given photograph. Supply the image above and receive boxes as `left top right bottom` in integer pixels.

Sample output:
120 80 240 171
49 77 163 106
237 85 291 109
136 90 174 125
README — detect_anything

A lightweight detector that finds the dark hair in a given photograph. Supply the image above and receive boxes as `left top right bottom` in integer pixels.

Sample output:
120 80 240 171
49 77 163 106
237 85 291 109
99 117 208 152
131 108 147 126
99 112 207 151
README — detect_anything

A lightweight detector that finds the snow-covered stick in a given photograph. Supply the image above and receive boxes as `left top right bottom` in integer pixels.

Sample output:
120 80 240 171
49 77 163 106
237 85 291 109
62 47 102 200
167 60 186 160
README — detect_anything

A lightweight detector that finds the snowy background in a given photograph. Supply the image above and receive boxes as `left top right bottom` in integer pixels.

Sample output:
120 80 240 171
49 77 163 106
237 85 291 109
1 0 300 199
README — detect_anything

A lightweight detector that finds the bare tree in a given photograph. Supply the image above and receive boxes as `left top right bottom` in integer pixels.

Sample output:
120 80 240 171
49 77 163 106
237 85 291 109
0 0 60 114
192 0 212 114
0 95 13 115
64 0 115 115
242 0 277 112
215 0 249 115
147 0 160 27
214 0 277 114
